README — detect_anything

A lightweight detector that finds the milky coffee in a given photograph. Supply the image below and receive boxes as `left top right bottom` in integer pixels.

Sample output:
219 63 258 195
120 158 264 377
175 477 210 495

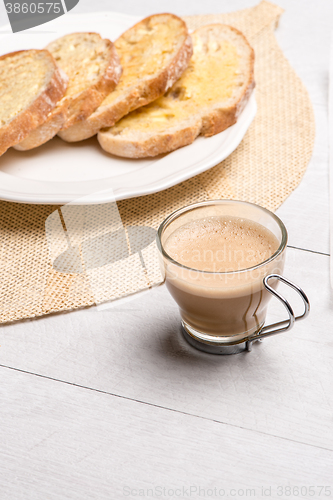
164 215 282 339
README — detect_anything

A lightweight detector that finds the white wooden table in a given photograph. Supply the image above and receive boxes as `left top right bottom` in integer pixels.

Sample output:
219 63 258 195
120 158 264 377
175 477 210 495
1 1 332 498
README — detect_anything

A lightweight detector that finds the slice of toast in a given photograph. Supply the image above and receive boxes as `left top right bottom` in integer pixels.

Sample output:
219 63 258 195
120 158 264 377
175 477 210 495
0 49 67 156
14 32 122 151
58 13 192 143
98 24 255 158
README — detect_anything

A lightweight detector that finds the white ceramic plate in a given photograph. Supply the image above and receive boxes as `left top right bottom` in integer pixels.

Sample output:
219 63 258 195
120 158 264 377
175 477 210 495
0 12 256 204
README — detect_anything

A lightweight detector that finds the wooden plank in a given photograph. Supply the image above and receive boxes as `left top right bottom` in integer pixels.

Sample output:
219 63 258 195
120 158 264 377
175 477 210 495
329 32 333 287
0 249 332 451
1 367 332 500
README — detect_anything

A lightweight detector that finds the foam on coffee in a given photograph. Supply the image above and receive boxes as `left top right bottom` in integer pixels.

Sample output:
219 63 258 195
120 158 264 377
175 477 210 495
164 215 279 272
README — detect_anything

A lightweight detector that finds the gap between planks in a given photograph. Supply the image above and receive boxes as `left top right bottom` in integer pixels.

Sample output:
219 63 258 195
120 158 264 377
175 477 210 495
1 362 333 455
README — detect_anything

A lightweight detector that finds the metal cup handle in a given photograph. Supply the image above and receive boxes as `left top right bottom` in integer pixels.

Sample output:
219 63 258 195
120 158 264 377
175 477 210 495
246 274 310 351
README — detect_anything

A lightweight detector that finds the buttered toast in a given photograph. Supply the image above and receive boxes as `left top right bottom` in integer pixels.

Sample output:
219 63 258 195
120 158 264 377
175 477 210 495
58 14 192 143
0 49 67 156
15 33 122 151
98 24 255 158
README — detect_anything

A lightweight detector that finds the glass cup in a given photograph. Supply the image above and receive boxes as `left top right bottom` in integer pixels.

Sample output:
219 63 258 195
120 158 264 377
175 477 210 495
156 200 309 354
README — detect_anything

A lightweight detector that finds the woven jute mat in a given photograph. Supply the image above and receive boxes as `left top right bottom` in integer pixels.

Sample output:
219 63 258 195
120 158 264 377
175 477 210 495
0 1 315 323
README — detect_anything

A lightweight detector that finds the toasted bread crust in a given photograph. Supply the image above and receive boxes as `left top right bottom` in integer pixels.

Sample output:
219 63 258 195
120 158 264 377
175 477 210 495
0 50 67 156
13 106 66 151
58 14 192 142
99 121 201 158
200 84 255 137
15 34 122 151
98 24 255 158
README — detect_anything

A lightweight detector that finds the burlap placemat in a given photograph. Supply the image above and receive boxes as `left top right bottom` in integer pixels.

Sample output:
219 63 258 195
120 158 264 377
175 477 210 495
0 1 315 323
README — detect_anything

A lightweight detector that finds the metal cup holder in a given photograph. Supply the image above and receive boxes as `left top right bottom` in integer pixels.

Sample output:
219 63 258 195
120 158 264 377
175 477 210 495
181 274 310 355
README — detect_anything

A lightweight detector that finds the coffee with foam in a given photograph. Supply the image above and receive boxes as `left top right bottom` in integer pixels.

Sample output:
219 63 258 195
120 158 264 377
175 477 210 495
162 215 283 340
165 215 279 273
